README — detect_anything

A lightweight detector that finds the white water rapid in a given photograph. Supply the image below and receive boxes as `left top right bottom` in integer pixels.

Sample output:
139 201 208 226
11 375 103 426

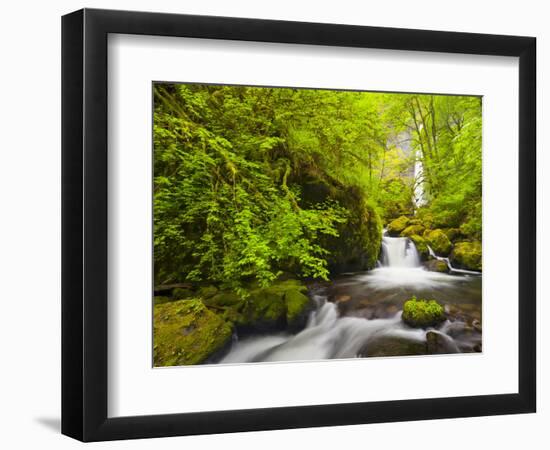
220 295 425 364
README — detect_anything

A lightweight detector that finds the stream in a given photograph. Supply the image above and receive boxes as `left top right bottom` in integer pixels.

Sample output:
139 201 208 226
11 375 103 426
219 235 482 364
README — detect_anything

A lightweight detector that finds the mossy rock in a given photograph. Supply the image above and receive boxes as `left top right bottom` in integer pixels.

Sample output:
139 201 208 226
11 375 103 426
450 241 482 271
206 291 242 308
360 336 427 357
238 280 311 332
387 216 410 236
423 259 449 273
197 285 218 299
154 296 173 305
172 287 194 300
409 234 429 260
442 227 462 243
153 299 233 366
402 297 446 328
400 224 425 238
424 229 452 256
285 288 311 327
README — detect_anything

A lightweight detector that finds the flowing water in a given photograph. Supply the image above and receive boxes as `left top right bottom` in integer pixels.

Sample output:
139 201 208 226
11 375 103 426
219 235 482 364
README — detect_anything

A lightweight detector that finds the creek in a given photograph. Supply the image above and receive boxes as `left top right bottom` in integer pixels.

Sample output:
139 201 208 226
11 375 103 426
219 235 482 364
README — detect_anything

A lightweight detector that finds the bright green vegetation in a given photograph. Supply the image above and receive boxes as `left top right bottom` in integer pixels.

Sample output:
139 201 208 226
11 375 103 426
152 84 482 364
153 299 233 366
153 84 481 292
402 297 446 328
451 241 482 271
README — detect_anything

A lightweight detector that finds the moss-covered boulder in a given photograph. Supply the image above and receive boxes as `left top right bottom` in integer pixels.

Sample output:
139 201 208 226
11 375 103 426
450 241 482 271
442 227 462 243
206 291 242 307
402 297 446 328
400 224 425 238
196 280 312 334
423 259 449 273
238 279 311 332
387 216 410 236
197 285 218 299
172 287 194 300
285 287 312 327
424 229 452 256
154 295 173 305
153 299 233 366
409 234 429 260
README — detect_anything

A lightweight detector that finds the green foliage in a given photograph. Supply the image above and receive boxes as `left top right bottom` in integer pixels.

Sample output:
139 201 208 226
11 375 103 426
153 84 385 291
402 297 446 328
153 84 482 291
406 95 482 239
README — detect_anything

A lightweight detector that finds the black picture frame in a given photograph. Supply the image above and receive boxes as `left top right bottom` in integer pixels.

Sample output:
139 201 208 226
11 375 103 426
61 8 536 442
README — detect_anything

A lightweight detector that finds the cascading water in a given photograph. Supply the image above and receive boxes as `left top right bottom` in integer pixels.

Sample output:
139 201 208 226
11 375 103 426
380 236 420 268
220 295 425 364
413 149 427 209
427 245 481 275
217 232 481 365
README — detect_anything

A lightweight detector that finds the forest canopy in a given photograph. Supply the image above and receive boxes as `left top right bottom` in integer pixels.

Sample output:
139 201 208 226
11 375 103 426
153 84 482 293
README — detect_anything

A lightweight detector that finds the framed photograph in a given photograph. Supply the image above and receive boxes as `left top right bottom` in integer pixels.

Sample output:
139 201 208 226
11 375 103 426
62 8 536 441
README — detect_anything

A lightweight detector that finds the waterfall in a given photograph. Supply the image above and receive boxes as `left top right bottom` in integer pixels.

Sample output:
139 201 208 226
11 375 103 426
380 236 420 268
427 245 481 275
413 148 427 209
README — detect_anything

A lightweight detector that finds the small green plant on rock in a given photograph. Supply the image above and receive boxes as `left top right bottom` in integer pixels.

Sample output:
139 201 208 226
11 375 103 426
402 296 446 328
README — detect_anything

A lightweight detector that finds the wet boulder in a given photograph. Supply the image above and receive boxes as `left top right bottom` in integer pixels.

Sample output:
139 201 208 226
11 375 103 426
359 335 426 357
426 331 459 354
423 259 449 273
236 280 312 333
